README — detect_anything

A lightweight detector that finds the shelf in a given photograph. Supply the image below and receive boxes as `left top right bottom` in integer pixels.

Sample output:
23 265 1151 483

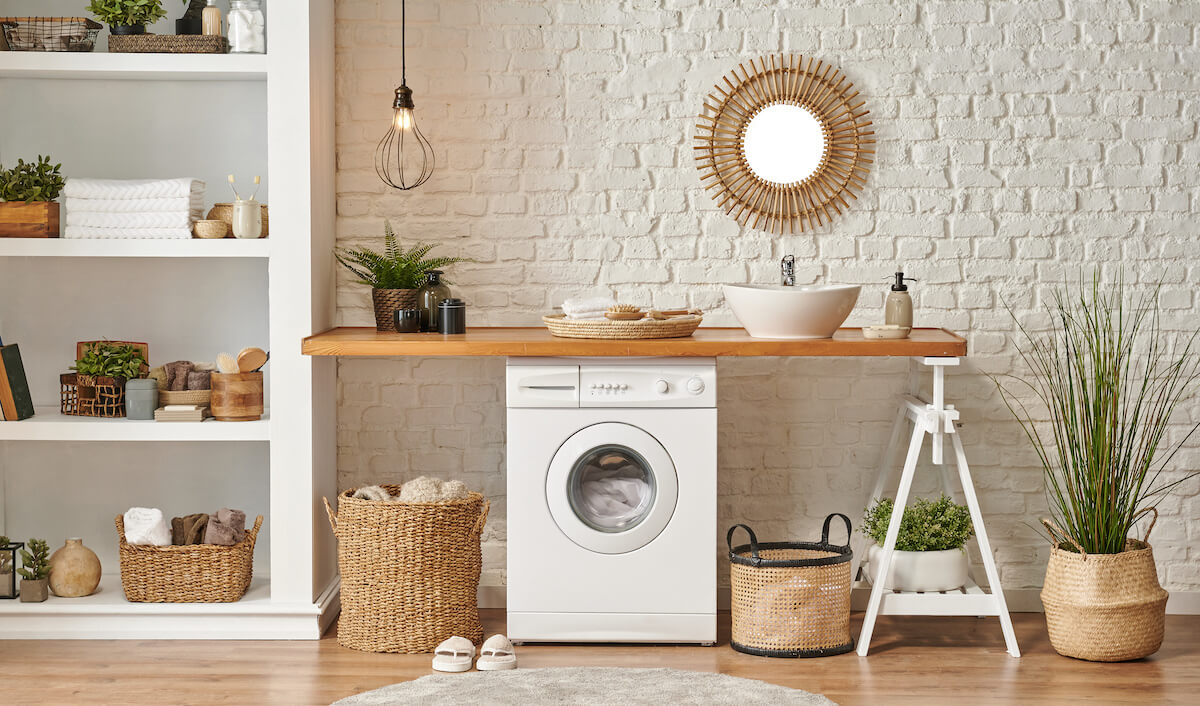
0 238 270 258
0 52 267 81
0 576 332 639
851 578 1002 616
0 408 270 442
302 327 969 358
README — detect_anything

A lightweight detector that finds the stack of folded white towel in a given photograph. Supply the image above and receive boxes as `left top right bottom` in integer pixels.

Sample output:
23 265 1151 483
63 178 205 240
560 296 615 320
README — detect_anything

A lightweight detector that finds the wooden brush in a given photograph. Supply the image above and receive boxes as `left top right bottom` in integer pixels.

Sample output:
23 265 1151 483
216 352 239 374
236 347 268 373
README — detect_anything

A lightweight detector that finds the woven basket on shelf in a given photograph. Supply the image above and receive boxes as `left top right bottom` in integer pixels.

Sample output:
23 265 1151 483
108 34 228 54
543 313 703 340
0 17 101 52
372 289 420 332
159 388 212 406
116 514 262 603
324 487 489 653
728 515 854 658
1040 511 1168 661
60 373 127 417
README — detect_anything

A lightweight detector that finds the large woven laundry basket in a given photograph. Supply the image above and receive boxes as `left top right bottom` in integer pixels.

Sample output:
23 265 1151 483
1040 512 1168 662
727 514 854 658
325 486 489 653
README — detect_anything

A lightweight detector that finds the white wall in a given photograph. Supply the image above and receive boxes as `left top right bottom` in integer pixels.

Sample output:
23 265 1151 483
331 1 1200 597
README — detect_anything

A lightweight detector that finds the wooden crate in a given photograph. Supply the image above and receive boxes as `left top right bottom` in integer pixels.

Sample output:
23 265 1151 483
0 202 60 238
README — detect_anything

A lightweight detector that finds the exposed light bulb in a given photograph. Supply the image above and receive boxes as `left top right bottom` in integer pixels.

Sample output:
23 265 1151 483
375 85 434 190
393 107 415 131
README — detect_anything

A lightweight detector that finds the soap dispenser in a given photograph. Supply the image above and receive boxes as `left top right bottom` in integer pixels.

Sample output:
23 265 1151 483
885 272 918 329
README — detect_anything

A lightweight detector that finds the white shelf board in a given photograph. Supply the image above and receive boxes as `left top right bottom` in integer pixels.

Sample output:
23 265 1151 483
0 52 267 81
0 576 327 639
0 237 271 258
0 407 270 442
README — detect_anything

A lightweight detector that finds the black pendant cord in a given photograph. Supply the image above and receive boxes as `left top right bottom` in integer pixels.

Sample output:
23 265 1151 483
401 0 406 86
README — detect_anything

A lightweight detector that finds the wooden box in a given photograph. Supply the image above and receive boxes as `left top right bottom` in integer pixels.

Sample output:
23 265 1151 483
0 202 60 238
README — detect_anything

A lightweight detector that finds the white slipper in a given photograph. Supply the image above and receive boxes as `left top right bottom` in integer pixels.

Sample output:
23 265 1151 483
432 636 475 673
476 634 518 671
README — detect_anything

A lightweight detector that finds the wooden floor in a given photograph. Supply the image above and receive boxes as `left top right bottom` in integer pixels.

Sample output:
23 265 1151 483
2 611 1197 705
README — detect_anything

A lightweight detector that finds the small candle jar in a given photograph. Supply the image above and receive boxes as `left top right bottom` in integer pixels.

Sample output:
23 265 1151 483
232 199 263 239
125 379 159 421
437 298 467 335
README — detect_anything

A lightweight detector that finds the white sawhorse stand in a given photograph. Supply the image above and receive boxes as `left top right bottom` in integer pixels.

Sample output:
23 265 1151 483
853 357 1020 658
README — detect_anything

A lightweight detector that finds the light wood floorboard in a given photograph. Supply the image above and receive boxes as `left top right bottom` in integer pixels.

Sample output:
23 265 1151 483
1 611 1196 705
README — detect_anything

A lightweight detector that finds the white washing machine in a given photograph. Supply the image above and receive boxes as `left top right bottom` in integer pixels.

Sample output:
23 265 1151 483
505 357 717 644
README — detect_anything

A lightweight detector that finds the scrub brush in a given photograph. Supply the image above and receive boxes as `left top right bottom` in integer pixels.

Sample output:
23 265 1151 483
216 352 239 374
605 304 645 320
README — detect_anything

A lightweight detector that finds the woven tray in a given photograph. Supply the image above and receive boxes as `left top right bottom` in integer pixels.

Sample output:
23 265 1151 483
543 313 702 339
159 388 212 406
108 34 228 54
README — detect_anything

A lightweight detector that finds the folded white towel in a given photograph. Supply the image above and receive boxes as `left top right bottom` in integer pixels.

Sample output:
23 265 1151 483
63 196 203 214
123 507 172 546
63 177 205 200
64 226 193 240
561 296 615 316
66 211 195 229
565 313 608 320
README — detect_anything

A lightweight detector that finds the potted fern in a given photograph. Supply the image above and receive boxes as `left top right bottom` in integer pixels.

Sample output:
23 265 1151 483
862 495 974 592
997 275 1198 661
335 220 467 332
87 0 168 35
18 538 50 603
0 155 65 238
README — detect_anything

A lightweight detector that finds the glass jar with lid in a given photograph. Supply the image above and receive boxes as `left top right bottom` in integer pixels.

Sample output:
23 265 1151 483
228 0 266 54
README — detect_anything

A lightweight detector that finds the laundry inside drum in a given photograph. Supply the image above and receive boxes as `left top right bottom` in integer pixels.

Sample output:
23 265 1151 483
567 444 657 533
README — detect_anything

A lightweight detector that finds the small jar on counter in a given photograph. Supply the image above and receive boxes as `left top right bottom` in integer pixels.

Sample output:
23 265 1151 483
125 379 159 421
437 298 467 335
228 0 266 54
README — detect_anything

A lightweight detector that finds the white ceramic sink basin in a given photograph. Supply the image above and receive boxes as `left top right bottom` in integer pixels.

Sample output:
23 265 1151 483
723 283 861 339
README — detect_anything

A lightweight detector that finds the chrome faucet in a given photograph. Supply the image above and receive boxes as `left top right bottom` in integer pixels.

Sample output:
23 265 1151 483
780 255 795 286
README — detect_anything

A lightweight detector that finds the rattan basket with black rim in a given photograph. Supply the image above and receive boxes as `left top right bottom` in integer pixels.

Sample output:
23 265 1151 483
543 313 703 339
727 515 854 658
116 514 262 603
324 487 489 653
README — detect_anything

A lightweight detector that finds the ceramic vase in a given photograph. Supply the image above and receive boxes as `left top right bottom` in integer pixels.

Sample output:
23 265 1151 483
48 538 102 597
19 578 48 602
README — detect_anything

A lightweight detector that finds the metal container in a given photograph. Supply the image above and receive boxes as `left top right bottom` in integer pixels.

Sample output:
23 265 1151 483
437 298 467 335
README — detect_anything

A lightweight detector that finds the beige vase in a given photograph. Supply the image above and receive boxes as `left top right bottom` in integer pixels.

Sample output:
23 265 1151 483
48 538 102 598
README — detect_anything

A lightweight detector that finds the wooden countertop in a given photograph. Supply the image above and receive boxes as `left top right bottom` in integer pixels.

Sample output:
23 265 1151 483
302 327 967 358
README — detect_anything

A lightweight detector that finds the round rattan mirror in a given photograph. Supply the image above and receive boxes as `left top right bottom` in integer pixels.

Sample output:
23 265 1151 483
694 55 874 234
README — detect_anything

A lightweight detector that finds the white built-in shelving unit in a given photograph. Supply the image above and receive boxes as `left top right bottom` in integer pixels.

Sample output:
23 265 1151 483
0 1 338 639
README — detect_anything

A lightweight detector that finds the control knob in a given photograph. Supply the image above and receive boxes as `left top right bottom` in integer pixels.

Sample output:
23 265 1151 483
654 379 669 394
686 376 705 394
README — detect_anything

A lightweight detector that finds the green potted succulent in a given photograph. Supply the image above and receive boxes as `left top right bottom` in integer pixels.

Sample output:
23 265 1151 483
18 538 50 603
335 220 467 332
997 275 1199 661
862 494 974 592
87 0 168 35
0 155 65 238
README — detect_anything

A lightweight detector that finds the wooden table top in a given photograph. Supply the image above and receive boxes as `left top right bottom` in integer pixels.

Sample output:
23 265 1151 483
302 327 967 358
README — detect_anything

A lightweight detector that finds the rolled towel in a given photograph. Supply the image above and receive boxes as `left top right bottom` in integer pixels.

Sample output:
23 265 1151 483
186 370 212 391
164 361 194 391
561 296 614 317
63 177 205 200
440 480 469 501
352 485 392 502
171 513 210 546
399 476 443 503
123 507 172 546
203 508 247 546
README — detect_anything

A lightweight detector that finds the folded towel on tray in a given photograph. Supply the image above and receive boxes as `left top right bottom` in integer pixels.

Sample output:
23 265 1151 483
171 513 210 546
64 226 193 240
561 296 615 320
65 211 196 229
123 507 172 546
203 508 247 546
63 177 205 200
62 196 203 214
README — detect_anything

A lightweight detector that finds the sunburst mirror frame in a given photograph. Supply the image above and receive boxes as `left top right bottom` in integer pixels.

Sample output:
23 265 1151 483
694 54 875 234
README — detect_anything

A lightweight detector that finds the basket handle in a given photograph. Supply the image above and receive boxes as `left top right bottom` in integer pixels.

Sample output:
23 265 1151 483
1041 517 1087 558
114 514 127 544
474 498 491 536
248 514 265 539
323 496 337 535
1132 506 1159 543
821 513 852 549
726 524 760 563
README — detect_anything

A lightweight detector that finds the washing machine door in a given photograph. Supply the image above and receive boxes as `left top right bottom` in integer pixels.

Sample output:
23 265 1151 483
546 422 679 555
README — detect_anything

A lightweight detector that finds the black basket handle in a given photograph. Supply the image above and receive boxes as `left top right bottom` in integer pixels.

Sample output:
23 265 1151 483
821 513 852 550
726 524 760 563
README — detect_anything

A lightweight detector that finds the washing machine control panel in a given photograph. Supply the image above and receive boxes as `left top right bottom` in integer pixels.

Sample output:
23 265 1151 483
579 365 716 408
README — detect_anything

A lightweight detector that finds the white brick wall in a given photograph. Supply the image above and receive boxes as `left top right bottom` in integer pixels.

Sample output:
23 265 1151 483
333 0 1200 595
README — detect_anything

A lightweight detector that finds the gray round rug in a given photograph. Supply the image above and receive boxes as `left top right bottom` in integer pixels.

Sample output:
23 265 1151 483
332 667 835 705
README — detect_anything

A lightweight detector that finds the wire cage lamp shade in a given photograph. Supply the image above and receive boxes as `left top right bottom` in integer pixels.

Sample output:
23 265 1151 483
374 0 435 190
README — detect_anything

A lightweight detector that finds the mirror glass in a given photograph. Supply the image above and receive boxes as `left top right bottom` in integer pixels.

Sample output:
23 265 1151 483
742 104 827 185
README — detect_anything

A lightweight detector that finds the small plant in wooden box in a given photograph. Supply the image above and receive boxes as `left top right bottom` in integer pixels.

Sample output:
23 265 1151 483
60 341 150 418
0 155 65 238
18 538 50 603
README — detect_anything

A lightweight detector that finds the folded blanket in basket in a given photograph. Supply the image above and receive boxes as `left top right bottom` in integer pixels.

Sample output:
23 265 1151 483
63 177 205 200
64 226 193 240
65 211 196 229
124 507 172 546
62 196 203 214
204 508 247 546
171 513 210 546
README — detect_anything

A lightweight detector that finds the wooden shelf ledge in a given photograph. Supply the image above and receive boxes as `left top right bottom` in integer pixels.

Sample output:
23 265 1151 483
302 327 967 358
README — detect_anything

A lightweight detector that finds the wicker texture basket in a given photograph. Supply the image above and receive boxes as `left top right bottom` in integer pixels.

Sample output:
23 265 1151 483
108 34 228 54
324 487 489 653
60 373 126 417
372 289 420 332
0 17 101 51
1040 512 1168 661
543 313 703 339
728 515 854 658
159 388 212 406
116 514 262 603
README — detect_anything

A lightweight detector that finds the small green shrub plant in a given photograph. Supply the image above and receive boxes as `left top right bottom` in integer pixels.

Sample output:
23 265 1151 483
87 0 168 27
863 494 974 552
335 220 467 290
72 341 147 380
18 539 50 581
0 156 65 203
0 536 13 574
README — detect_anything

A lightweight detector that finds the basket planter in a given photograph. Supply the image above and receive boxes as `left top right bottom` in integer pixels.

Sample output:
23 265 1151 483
324 487 489 653
865 544 968 592
116 514 263 602
372 289 420 332
0 202 60 238
1040 515 1168 662
60 373 127 417
727 515 854 658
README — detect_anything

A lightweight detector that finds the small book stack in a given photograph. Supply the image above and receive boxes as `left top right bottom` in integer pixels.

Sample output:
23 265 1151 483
154 404 210 422
1 343 35 421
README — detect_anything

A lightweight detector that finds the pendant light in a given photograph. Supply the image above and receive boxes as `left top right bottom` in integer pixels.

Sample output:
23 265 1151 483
375 0 434 190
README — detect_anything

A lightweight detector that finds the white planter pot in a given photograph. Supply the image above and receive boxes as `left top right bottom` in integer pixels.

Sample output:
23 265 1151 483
866 544 969 592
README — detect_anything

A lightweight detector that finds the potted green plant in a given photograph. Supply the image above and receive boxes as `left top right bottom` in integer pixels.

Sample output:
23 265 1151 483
0 155 65 238
87 0 168 35
64 341 150 417
997 275 1199 661
0 536 20 599
335 220 467 332
862 494 974 592
18 538 50 603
